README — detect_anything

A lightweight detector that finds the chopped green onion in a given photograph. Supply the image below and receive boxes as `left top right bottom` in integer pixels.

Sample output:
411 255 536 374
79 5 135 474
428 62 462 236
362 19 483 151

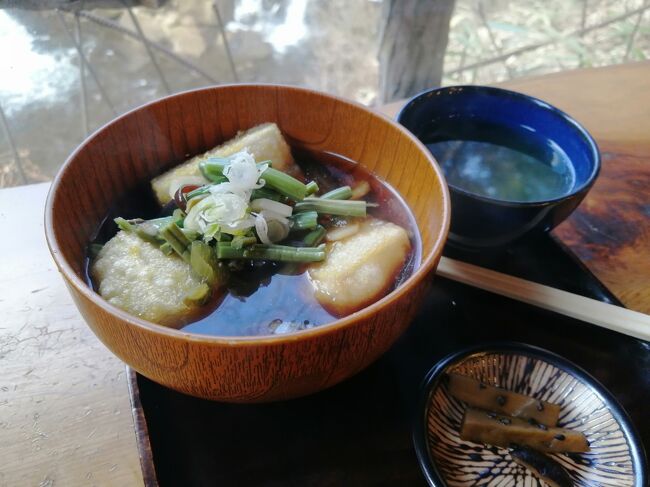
294 198 367 217
260 167 308 201
160 222 192 262
231 235 257 249
303 225 326 247
320 185 352 200
216 243 325 262
265 219 290 243
183 283 211 307
305 181 319 195
290 211 318 231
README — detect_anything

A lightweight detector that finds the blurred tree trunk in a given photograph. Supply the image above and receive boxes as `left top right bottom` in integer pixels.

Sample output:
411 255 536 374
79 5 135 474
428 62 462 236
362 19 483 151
378 0 455 103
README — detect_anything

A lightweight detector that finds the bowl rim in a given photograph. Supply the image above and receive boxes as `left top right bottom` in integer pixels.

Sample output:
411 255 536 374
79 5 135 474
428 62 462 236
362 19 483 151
397 84 602 208
412 341 648 487
44 82 451 345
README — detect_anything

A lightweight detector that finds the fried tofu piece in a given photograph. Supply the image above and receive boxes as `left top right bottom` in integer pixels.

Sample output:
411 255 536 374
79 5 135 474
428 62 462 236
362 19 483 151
448 373 561 425
308 219 411 316
460 408 590 453
91 231 201 325
151 122 298 205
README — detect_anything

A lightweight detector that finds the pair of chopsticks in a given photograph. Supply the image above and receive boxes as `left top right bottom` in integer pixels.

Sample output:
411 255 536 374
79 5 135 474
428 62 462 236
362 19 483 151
437 256 650 342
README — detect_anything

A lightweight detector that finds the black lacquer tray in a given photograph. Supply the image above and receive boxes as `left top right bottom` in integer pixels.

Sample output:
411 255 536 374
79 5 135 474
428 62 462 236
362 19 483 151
128 235 650 486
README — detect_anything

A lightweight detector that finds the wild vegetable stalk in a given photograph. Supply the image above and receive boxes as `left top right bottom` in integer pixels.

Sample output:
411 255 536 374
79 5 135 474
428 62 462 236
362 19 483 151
290 211 319 231
160 222 193 263
251 187 284 202
231 235 258 249
216 242 325 262
305 181 320 195
190 241 220 285
115 216 172 244
303 225 326 247
200 157 312 201
259 167 309 201
320 186 352 200
294 198 367 217
159 242 174 255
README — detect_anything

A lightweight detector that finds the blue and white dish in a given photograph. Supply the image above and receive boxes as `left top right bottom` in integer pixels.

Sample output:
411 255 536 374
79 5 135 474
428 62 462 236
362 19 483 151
413 343 647 486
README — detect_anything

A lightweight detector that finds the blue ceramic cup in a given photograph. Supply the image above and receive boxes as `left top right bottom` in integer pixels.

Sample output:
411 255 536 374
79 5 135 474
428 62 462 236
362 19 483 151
397 86 600 248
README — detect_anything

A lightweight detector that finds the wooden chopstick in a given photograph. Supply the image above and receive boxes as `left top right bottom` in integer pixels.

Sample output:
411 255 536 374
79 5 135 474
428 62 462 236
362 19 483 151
436 256 650 342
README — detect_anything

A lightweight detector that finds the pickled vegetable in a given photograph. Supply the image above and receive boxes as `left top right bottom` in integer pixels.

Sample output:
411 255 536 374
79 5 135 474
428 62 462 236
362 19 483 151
460 408 590 453
448 373 561 425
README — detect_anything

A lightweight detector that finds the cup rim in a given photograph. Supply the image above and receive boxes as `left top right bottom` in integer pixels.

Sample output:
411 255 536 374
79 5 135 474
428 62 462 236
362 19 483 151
44 83 451 345
397 85 602 208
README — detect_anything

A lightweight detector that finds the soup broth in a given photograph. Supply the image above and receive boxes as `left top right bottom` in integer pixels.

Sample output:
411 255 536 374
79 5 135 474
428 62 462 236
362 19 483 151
423 121 575 202
87 149 420 337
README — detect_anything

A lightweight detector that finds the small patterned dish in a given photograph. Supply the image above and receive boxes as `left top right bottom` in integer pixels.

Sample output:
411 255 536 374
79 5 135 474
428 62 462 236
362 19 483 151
413 343 647 487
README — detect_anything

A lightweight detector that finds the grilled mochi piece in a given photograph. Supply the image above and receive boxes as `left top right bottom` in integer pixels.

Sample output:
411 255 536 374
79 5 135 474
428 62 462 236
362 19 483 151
308 218 411 316
460 408 590 453
151 122 299 205
448 373 561 425
91 231 202 325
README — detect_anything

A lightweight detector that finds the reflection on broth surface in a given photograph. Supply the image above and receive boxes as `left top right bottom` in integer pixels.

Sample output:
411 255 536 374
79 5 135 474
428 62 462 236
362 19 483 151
424 121 576 203
88 148 420 337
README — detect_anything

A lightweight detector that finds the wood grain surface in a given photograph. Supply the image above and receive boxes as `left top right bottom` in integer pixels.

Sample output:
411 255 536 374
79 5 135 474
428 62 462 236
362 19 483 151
0 183 144 487
45 84 451 403
383 61 650 313
504 62 650 314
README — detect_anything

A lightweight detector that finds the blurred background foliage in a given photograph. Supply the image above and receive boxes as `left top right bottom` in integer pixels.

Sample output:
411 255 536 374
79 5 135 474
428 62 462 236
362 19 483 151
0 0 647 188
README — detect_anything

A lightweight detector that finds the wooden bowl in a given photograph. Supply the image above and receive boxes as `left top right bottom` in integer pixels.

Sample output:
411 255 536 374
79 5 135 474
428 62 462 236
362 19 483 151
45 85 450 402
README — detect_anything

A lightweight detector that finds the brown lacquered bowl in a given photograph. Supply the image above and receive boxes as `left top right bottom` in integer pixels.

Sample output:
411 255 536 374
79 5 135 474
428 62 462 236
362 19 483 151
45 85 450 402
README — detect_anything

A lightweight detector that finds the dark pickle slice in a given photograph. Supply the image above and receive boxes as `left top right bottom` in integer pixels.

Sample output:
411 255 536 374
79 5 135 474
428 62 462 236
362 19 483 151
448 373 561 425
511 446 573 487
460 409 590 453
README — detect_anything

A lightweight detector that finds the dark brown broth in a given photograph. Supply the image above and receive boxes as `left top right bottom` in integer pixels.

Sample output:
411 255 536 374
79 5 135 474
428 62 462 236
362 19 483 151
87 149 421 337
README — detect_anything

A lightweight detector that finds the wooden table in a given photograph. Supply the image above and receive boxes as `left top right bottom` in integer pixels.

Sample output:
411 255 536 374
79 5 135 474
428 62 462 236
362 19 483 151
1 62 648 486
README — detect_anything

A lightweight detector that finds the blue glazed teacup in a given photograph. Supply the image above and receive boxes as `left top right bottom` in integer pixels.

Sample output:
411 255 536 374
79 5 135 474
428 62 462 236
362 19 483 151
397 86 600 248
